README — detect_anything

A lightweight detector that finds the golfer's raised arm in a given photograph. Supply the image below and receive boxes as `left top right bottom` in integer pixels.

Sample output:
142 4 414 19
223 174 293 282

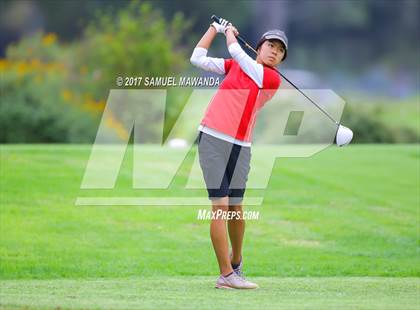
225 27 263 88
190 26 226 75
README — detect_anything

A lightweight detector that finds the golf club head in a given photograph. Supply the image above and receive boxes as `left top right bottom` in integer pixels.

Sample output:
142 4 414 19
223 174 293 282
336 125 353 147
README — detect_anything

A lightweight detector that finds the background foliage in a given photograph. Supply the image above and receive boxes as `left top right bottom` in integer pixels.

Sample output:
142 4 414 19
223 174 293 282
0 0 418 143
0 1 190 143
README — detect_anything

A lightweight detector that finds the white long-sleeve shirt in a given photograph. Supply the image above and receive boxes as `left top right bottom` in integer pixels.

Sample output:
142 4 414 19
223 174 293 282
190 42 264 87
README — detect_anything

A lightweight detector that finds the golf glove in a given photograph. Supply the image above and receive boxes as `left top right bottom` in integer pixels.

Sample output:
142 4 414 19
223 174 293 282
211 18 231 34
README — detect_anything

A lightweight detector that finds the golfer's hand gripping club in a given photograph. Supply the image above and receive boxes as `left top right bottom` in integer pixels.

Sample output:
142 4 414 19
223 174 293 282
210 15 240 37
210 16 230 34
211 15 255 51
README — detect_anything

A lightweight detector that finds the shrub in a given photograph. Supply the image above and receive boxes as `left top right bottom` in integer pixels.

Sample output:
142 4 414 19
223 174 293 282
341 104 419 143
0 1 191 143
0 35 99 143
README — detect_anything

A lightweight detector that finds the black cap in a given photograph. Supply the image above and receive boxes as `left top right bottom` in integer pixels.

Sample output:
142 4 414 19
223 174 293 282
256 29 288 60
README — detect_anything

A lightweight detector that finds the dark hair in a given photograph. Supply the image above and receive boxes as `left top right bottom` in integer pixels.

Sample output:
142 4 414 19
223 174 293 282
261 39 286 50
256 39 287 62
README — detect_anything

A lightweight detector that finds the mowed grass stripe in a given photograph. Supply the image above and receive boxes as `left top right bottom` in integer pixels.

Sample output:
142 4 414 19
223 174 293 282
0 277 419 310
0 144 419 279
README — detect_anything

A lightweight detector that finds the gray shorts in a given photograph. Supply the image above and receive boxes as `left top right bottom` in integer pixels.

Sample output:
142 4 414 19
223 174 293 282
197 131 251 206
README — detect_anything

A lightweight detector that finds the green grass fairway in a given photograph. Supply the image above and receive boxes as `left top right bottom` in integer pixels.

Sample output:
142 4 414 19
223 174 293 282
1 144 419 309
1 277 418 310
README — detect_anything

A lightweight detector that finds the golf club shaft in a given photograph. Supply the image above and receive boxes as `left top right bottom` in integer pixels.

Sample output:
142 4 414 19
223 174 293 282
211 15 340 126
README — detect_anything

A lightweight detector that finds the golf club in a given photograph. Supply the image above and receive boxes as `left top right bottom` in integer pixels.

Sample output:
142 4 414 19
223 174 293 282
211 15 353 147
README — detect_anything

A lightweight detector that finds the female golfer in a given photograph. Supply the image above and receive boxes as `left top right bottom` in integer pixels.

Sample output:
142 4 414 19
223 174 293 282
190 17 287 289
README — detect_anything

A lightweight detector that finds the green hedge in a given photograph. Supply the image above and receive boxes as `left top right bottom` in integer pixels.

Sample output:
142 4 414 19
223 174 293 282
341 102 419 143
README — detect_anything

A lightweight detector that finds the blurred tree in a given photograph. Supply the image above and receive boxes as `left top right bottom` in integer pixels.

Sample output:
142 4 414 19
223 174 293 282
0 1 192 143
285 0 419 76
75 1 192 142
77 1 190 97
0 33 99 143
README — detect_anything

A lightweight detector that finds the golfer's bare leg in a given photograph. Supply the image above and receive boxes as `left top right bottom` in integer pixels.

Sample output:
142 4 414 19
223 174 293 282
210 196 233 276
228 204 245 265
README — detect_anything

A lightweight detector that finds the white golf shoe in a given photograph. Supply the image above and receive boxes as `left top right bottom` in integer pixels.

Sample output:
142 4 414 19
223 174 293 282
215 272 258 289
230 254 243 277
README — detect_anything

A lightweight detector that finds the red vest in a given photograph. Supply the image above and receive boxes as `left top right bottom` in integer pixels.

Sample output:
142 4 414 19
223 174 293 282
200 59 281 142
